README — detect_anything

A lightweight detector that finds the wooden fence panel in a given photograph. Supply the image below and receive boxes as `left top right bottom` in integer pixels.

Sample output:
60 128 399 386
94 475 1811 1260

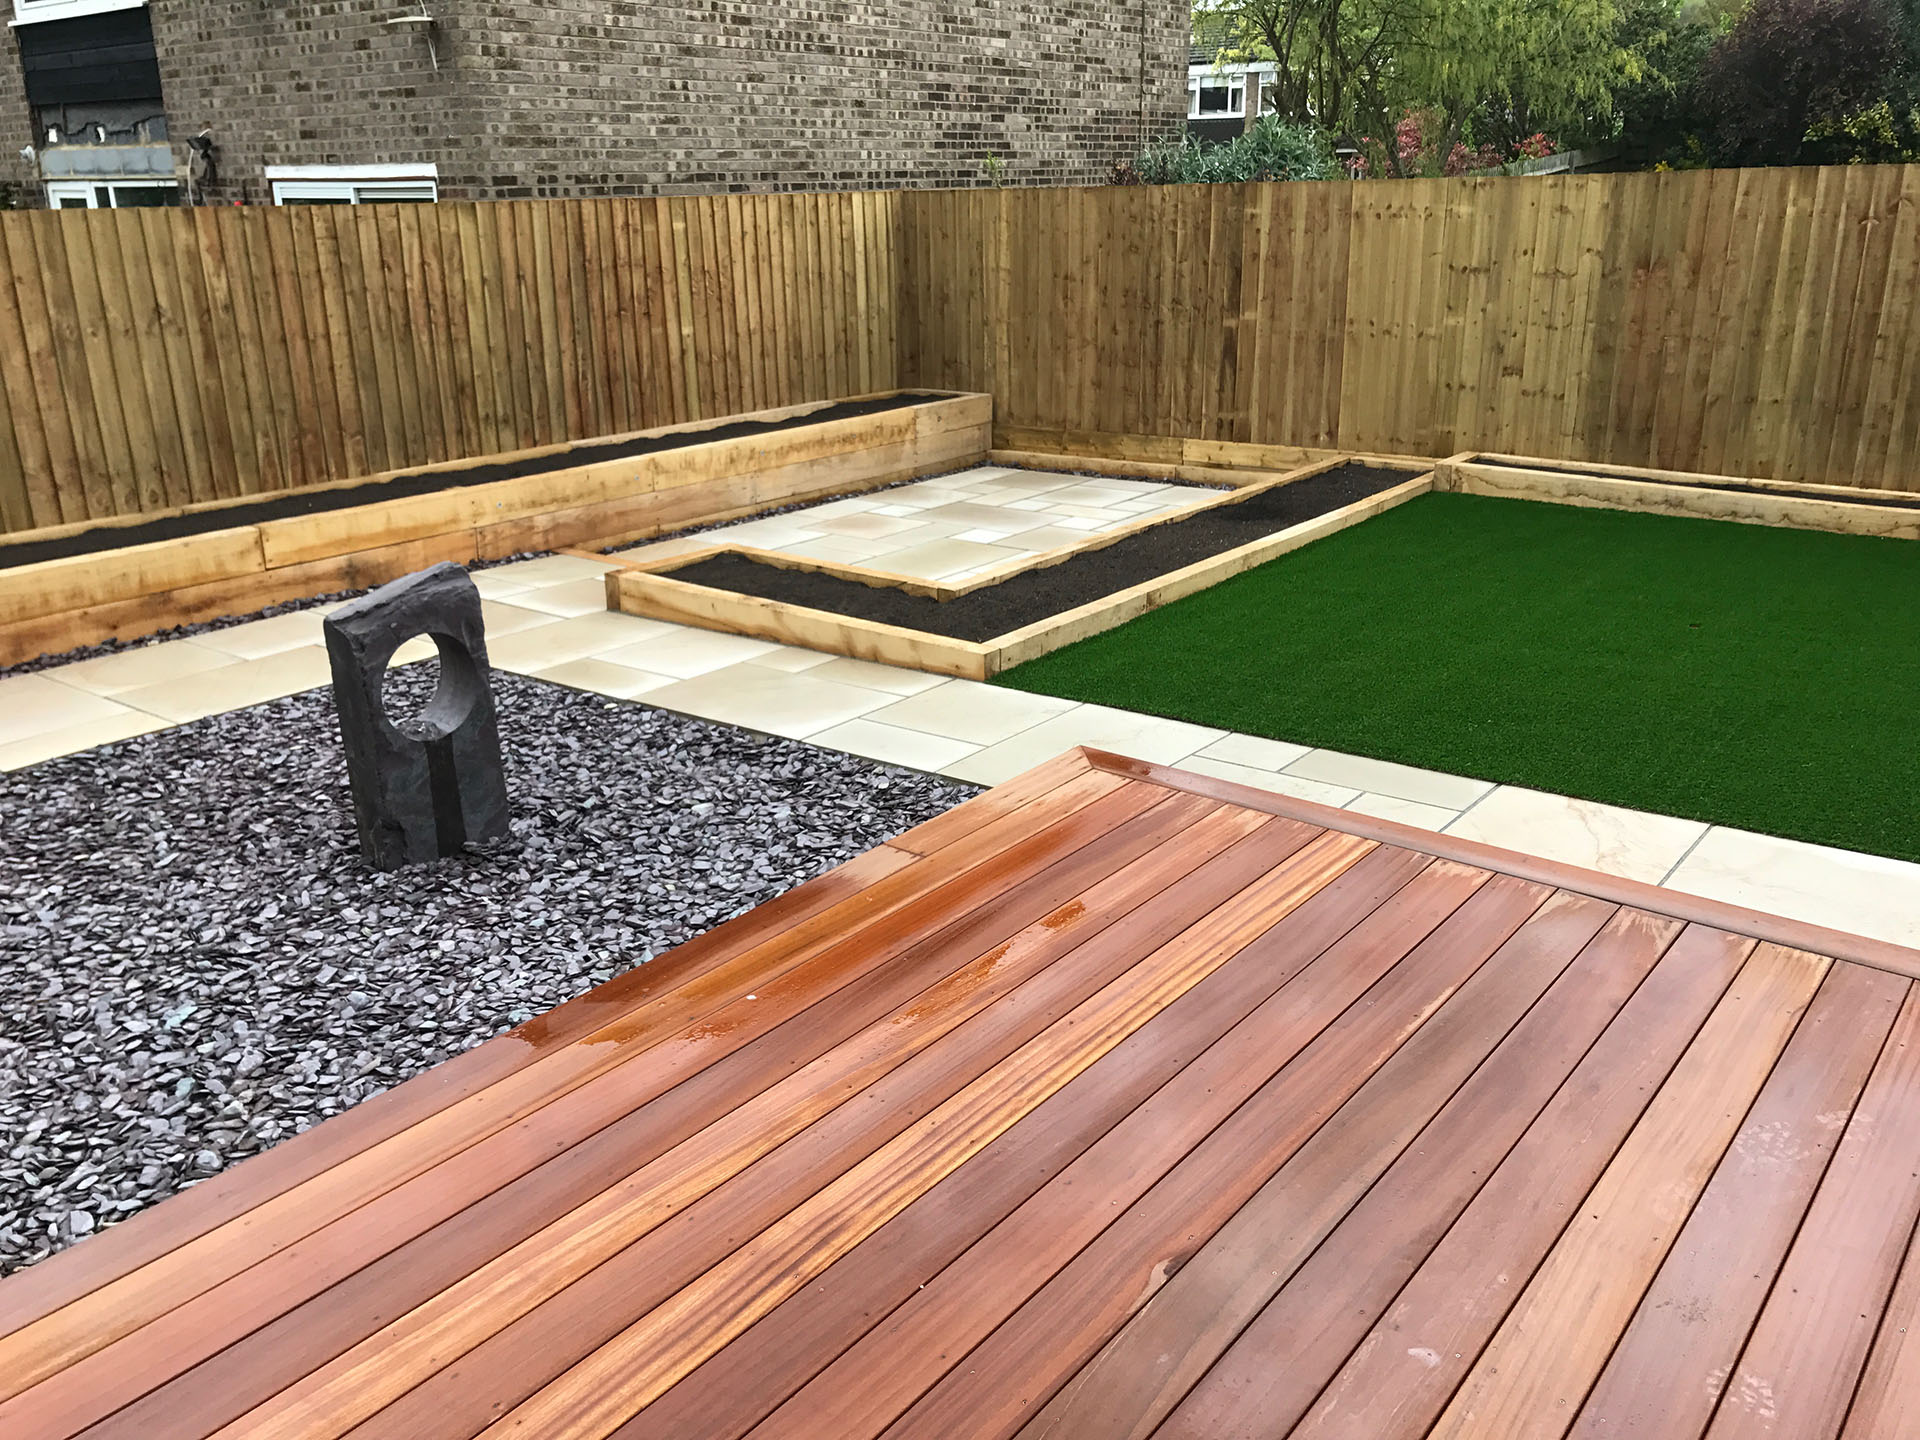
11 169 1920 535
898 165 1920 490
0 194 901 534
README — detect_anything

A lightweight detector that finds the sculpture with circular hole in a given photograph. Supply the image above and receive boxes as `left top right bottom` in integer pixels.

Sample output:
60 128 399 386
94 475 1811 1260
323 563 511 870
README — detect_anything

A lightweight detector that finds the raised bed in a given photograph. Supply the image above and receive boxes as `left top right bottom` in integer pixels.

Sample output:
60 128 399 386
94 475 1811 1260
0 391 991 667
1440 452 1920 540
606 459 1432 679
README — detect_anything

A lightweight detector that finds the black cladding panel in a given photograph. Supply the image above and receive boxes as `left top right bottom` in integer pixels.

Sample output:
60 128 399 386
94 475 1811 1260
17 10 164 108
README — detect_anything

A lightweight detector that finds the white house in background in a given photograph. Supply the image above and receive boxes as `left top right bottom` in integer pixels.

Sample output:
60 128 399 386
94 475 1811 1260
1187 31 1276 146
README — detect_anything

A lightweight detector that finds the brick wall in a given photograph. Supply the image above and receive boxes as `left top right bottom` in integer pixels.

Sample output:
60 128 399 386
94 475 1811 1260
450 0 1189 198
0 0 1187 204
147 0 481 205
0 24 33 201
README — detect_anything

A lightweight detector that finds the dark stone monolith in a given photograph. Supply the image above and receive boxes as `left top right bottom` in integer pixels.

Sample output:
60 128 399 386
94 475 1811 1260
323 563 509 870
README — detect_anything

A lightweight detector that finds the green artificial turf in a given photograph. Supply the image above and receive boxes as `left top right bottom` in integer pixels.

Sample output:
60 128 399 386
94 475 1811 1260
994 492 1920 864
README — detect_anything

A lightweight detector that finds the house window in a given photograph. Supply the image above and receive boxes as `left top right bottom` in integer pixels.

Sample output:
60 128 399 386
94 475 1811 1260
273 181 437 205
11 0 148 24
1188 76 1246 120
266 164 439 206
16 3 166 173
44 177 175 207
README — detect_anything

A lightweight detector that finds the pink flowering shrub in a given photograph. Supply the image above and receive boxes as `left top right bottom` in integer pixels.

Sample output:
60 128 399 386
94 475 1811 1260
1369 111 1563 176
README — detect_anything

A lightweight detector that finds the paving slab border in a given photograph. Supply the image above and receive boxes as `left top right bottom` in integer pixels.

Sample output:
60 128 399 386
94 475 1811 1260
1084 747 1920 980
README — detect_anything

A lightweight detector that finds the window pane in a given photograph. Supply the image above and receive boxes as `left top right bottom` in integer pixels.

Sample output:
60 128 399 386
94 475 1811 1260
280 196 352 204
353 184 436 204
1197 85 1234 115
110 183 176 208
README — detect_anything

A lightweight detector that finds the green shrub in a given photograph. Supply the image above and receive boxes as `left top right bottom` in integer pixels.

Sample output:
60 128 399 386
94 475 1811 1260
1117 116 1338 185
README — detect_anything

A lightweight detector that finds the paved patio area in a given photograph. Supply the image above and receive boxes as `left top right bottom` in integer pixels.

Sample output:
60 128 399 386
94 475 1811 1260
5 545 1918 951
618 465 1212 581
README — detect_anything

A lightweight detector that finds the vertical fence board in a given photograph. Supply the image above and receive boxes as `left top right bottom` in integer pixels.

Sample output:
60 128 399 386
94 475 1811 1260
607 200 643 431
664 200 699 422
388 201 432 466
89 209 167 511
237 209 300 491
1857 169 1920 486
260 207 326 492
115 209 198 508
415 203 462 461
0 219 65 526
57 211 139 515
328 207 386 477
544 201 579 441
761 195 792 407
0 334 29 531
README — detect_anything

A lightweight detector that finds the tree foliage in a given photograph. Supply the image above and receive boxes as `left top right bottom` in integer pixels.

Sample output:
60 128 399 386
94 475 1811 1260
1196 0 1630 170
1170 0 1920 178
1599 0 1721 166
1697 0 1920 163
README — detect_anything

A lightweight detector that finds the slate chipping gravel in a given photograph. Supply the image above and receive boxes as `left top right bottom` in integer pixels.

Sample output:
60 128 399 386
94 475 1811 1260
0 670 976 1276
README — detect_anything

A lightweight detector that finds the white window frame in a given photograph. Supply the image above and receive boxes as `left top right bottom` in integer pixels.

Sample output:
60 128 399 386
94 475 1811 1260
11 0 146 26
265 163 440 206
45 177 176 208
1187 75 1247 121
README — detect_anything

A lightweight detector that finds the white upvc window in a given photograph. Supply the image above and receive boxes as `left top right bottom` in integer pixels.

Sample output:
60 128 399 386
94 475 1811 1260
266 163 439 206
11 0 147 25
1188 75 1247 120
45 177 175 208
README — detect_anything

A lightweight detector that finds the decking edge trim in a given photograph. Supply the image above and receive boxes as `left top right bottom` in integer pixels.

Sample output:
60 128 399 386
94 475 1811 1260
1078 748 1920 980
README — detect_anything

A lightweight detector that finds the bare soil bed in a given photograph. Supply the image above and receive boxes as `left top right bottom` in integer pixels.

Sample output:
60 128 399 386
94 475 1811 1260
660 463 1414 642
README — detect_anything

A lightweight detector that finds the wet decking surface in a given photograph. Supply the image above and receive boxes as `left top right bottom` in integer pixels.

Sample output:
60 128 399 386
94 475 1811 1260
3 746 1920 1440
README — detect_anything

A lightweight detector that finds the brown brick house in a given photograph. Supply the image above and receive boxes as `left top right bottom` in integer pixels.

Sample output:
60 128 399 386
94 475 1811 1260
0 0 1187 207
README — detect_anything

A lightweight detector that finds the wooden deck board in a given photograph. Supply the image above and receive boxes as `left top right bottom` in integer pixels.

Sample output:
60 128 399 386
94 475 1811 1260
4 747 1920 1440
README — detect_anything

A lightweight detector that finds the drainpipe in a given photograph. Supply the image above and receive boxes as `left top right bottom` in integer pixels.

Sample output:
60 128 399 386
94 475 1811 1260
1138 0 1151 146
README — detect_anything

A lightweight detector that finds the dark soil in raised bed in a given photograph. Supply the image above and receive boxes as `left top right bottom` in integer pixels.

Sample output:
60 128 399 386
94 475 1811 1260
1478 456 1920 510
662 462 1416 643
0 392 944 573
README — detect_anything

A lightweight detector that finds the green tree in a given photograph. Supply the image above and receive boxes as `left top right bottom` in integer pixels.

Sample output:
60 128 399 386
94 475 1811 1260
1583 0 1722 165
1697 0 1920 164
1195 0 1633 171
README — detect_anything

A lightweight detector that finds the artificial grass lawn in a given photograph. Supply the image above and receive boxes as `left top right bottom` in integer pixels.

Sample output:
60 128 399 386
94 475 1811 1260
994 492 1920 864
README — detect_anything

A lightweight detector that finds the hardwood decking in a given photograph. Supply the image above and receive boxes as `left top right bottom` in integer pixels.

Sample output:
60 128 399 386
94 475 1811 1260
4 746 1920 1439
